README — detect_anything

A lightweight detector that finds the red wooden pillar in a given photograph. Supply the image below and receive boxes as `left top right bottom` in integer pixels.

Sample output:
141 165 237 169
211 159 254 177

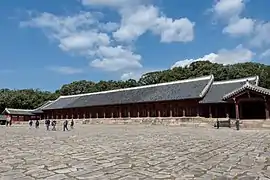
170 104 172 117
225 106 229 118
89 112 92 119
119 107 122 118
182 108 186 117
137 105 140 118
147 104 150 117
128 106 131 118
234 98 240 120
96 112 99 119
196 107 200 117
209 105 212 118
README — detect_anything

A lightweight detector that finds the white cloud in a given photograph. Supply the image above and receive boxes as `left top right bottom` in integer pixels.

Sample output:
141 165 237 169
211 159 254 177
113 5 195 43
172 45 254 68
113 5 159 42
21 1 195 76
223 18 255 36
212 0 245 20
260 49 270 59
58 31 110 52
120 68 159 80
48 66 84 74
21 11 142 72
250 21 270 47
91 46 142 71
153 17 194 43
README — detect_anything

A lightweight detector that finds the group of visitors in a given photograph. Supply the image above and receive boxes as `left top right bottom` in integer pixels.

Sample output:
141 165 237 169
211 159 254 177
28 119 74 131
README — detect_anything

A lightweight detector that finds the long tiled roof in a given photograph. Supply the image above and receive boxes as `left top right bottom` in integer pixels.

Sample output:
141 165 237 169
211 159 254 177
32 101 53 114
223 81 270 100
200 76 259 104
3 108 34 116
2 101 54 115
43 75 214 110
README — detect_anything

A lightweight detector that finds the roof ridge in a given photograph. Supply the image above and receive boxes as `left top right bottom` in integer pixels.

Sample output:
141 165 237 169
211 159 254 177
213 76 258 85
199 75 214 98
60 75 214 99
5 108 33 111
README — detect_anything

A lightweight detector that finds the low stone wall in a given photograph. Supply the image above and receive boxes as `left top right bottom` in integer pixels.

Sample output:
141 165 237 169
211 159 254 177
231 119 270 129
80 117 216 128
7 117 270 129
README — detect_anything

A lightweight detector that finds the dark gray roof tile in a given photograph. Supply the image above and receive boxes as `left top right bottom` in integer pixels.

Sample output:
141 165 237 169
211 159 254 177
223 81 270 100
44 75 214 110
32 101 54 114
200 76 259 104
3 108 34 116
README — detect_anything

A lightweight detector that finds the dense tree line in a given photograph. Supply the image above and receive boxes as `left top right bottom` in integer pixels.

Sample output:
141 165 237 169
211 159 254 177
1 61 270 112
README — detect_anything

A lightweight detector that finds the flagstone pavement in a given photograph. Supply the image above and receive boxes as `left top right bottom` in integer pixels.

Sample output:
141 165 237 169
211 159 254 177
0 124 270 180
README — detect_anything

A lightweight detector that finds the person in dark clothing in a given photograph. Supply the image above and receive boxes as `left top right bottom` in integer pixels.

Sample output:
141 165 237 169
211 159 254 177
236 120 240 130
63 120 68 131
46 119 51 130
35 120 39 129
70 119 74 129
216 119 220 129
52 120 56 131
29 120 33 127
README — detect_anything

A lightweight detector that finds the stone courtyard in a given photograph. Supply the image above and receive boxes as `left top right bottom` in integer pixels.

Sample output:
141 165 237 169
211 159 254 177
0 124 270 180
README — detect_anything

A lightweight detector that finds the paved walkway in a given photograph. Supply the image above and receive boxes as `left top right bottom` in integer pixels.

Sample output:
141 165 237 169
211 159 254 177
0 125 270 180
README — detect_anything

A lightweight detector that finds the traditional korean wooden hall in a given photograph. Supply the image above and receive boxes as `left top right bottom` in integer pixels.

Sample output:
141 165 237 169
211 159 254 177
41 75 270 121
2 101 52 122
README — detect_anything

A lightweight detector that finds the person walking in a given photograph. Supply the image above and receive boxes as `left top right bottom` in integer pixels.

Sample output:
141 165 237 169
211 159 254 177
216 119 220 129
29 120 33 128
63 119 68 131
45 119 50 131
236 119 240 131
35 119 39 129
52 120 56 131
70 119 74 129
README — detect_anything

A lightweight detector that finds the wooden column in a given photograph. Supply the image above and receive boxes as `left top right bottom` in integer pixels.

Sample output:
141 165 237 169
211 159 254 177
158 109 161 117
209 105 212 118
196 107 200 117
264 97 269 120
111 111 114 119
96 112 99 119
234 98 240 120
72 114 74 120
137 106 140 118
104 111 106 119
61 115 63 120
128 106 131 118
225 106 229 118
119 107 122 118
169 104 173 117
182 108 186 117
83 113 86 119
147 106 150 117
89 112 92 119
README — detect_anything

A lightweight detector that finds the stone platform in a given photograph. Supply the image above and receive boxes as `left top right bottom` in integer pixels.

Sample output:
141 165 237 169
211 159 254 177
0 124 270 179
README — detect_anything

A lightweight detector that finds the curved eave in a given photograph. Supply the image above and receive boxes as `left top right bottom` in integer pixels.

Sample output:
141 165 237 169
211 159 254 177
223 83 270 100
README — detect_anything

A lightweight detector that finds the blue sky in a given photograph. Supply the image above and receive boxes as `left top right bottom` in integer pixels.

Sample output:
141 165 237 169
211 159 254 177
0 0 269 91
